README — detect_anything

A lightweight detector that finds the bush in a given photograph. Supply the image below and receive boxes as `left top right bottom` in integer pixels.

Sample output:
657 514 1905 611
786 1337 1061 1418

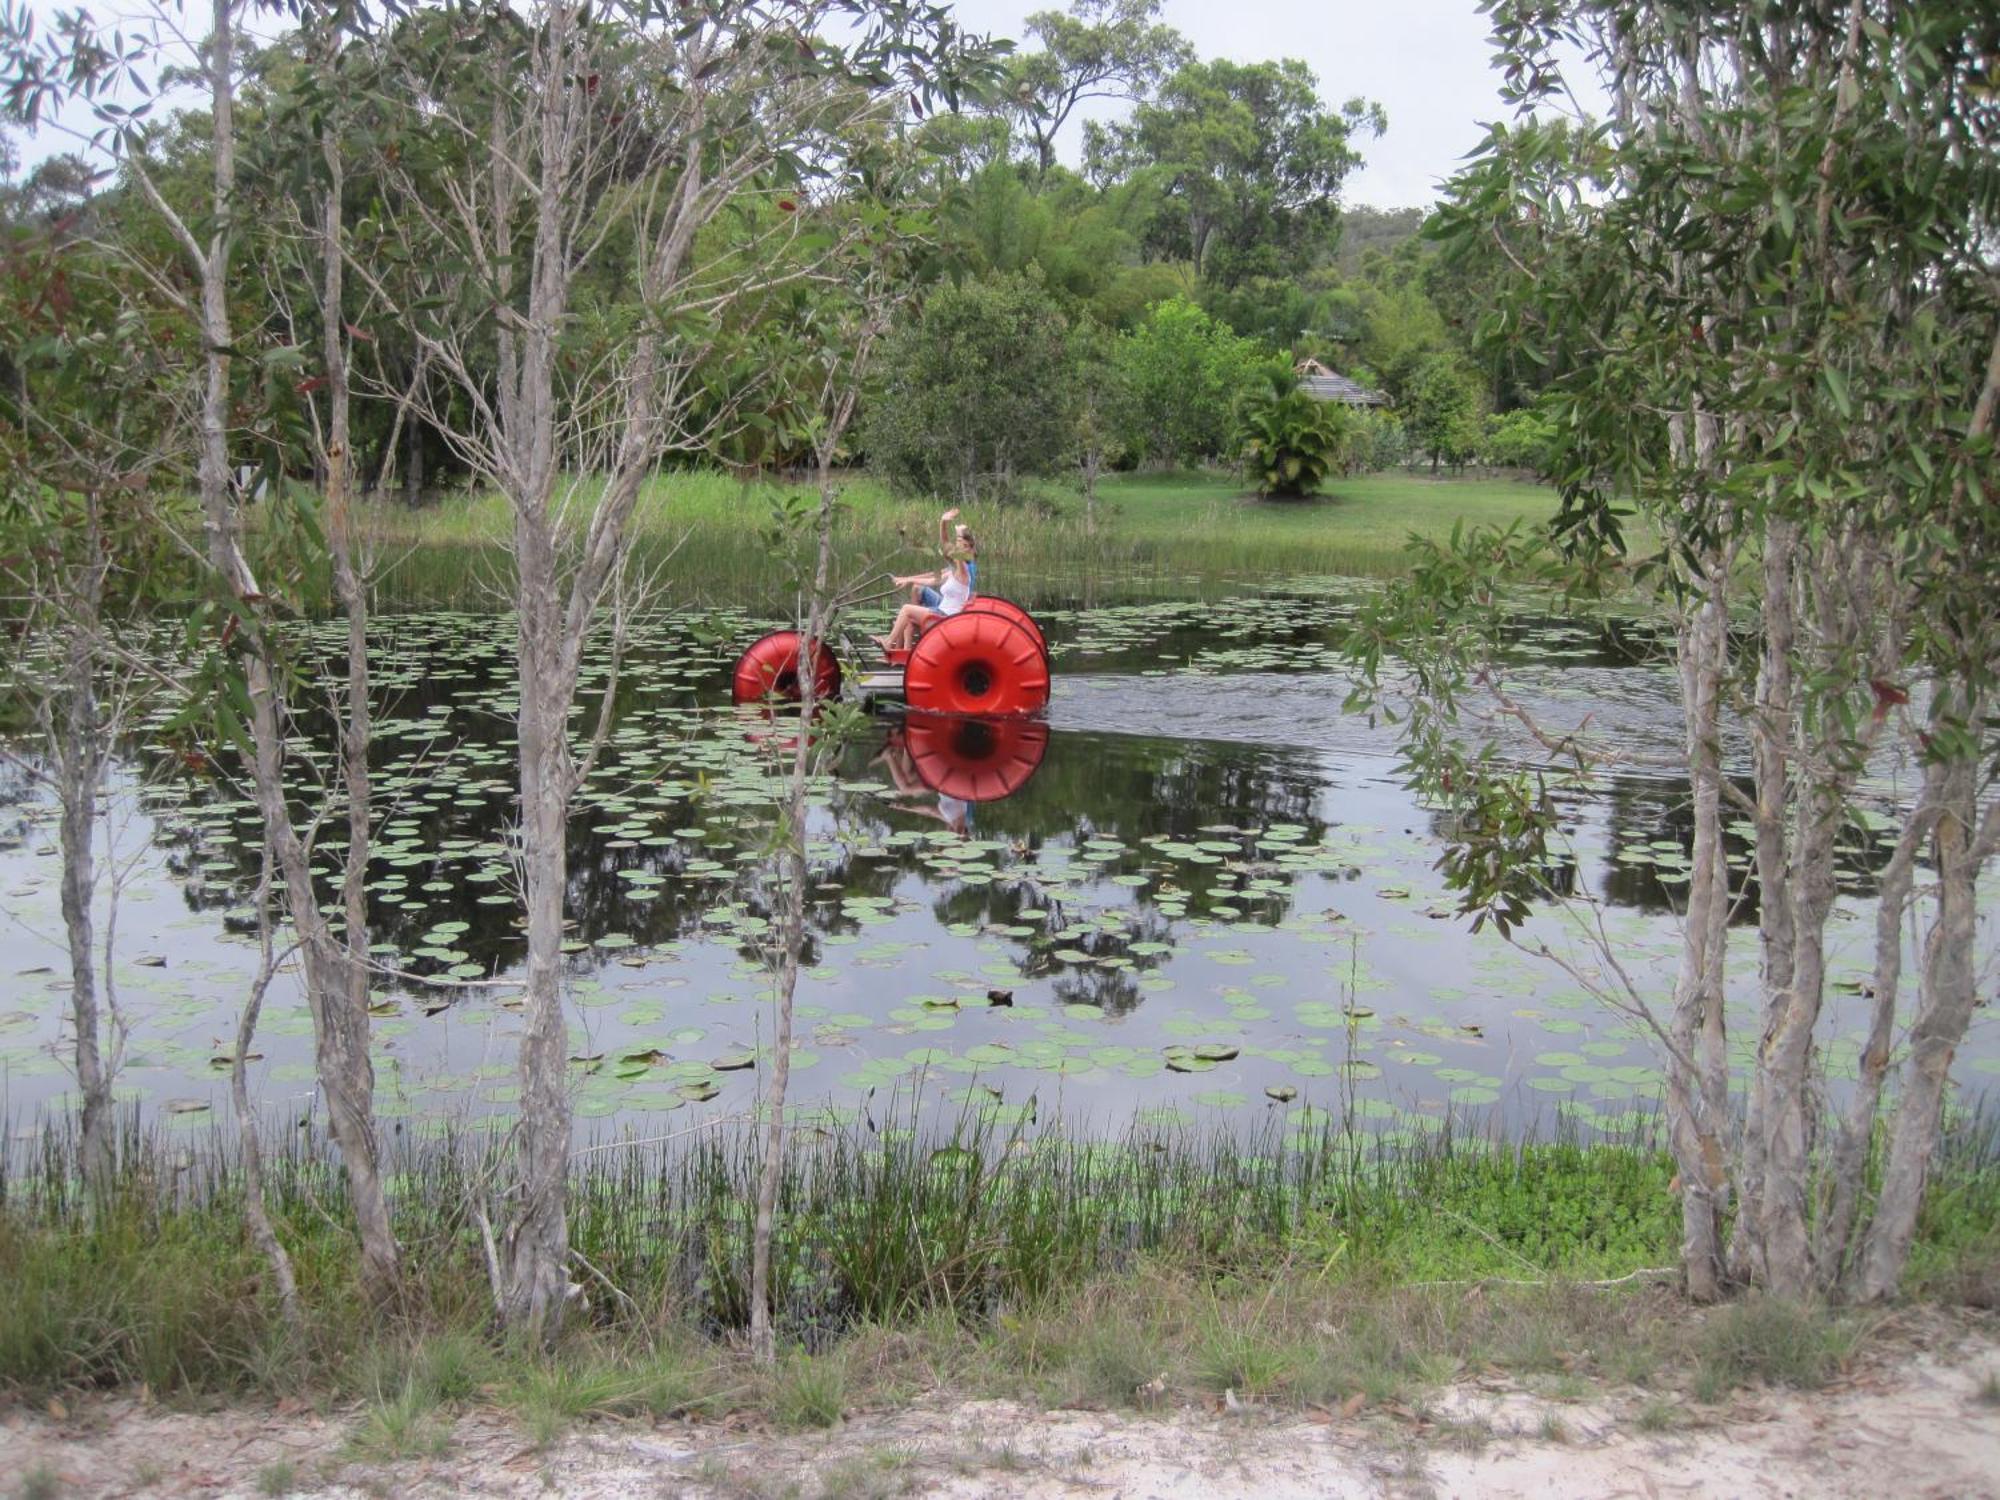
1483 407 1559 475
1115 297 1278 468
1234 369 1354 498
865 273 1077 504
1349 407 1409 474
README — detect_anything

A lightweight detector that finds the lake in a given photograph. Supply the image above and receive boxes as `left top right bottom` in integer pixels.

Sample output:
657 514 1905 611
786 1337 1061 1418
2 585 1993 1144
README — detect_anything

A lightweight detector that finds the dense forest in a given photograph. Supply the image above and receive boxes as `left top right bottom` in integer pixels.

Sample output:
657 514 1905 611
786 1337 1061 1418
0 0 1537 509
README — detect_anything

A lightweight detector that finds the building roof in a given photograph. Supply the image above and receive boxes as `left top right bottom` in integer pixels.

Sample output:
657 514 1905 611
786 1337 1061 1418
1296 359 1388 407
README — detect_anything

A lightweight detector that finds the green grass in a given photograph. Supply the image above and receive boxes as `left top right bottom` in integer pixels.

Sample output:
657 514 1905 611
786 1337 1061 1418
358 467 1558 611
0 1105 1990 1440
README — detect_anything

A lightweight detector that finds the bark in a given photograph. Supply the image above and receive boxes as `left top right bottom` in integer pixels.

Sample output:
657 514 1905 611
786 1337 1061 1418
234 839 302 1333
320 114 401 1302
1856 760 1987 1300
1729 515 1796 1284
188 0 397 1307
499 515 576 1336
1820 771 1936 1287
1663 577 1732 1301
55 492 112 1189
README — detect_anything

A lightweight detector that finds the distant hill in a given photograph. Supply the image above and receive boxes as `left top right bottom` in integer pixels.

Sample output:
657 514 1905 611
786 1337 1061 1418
1337 205 1429 271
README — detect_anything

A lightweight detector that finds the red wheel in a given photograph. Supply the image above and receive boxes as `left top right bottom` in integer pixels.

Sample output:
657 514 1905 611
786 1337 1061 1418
731 630 842 705
960 596 1048 660
903 715 1050 802
904 612 1049 716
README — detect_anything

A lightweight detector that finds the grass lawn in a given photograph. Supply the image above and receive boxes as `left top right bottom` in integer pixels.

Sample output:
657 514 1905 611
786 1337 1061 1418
360 467 1558 610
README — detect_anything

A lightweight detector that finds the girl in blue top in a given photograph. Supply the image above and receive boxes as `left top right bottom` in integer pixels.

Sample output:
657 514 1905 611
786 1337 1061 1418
878 508 977 654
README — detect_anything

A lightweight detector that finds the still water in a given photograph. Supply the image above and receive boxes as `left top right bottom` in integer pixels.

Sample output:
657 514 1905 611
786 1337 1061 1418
2 588 1993 1141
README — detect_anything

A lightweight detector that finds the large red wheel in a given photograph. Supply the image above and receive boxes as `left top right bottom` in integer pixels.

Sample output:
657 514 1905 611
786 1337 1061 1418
731 630 842 706
903 715 1050 803
903 612 1049 716
960 596 1049 660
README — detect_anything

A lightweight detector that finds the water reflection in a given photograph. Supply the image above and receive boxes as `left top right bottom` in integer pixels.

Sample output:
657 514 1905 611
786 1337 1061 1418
4 605 1986 1137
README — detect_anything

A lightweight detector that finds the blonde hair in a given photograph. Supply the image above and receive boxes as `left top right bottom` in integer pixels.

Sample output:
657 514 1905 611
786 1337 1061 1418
955 526 976 553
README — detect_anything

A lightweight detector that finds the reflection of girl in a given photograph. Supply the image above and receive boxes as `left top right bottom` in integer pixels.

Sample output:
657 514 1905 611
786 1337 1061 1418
876 508 976 655
873 731 971 835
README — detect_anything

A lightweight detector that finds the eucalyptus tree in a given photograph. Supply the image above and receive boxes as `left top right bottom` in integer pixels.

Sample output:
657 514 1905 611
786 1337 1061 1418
1374 0 1999 1301
744 185 928 1361
357 0 995 1337
1005 0 1189 182
2 0 404 1301
0 188 190 1188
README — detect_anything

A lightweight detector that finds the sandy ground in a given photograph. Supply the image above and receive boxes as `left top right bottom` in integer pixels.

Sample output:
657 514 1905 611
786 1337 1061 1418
6 1332 1999 1500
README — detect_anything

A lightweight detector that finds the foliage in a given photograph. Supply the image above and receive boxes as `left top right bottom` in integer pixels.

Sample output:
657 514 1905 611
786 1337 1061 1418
1482 407 1557 475
1233 366 1353 498
865 272 1079 503
1401 351 1488 472
1113 295 1278 467
1006 0 1190 179
1348 407 1409 474
1087 57 1385 287
1377 0 2000 1302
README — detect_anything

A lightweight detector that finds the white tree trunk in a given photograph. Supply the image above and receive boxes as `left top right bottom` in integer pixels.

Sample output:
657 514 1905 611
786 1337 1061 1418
1820 772 1934 1286
1856 762 1988 1300
188 0 397 1305
1666 570 1732 1301
499 515 575 1336
54 492 113 1189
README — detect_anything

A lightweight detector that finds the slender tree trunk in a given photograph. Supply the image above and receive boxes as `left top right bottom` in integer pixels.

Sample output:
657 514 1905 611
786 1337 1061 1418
321 123 401 1302
56 492 111 1190
1856 758 1987 1300
1821 773 1935 1286
500 513 575 1337
1731 516 1796 1283
749 459 840 1364
1666 568 1732 1301
235 838 301 1333
189 0 396 1308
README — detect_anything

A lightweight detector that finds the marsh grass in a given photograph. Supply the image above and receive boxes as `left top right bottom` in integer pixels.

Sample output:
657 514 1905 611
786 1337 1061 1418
0 1104 1991 1432
354 468 1558 611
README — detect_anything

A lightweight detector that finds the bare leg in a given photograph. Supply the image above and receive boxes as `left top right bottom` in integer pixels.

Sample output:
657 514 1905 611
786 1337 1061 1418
887 604 932 651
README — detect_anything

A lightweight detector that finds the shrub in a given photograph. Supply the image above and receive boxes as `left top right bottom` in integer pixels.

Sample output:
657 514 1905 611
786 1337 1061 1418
1234 369 1354 498
1483 407 1559 475
864 273 1077 505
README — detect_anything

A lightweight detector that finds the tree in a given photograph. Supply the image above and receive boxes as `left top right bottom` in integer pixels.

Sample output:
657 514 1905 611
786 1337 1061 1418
1087 58 1383 287
1234 365 1351 498
1113 295 1274 467
1402 352 1485 472
1006 0 1188 182
1068 315 1133 527
357 0 992 1338
866 272 1078 503
1376 0 2000 1304
0 180 188 1189
1482 407 1555 475
4 0 407 1303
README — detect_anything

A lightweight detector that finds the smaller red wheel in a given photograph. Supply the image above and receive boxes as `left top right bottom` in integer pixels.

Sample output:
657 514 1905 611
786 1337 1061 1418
732 630 842 705
960 596 1049 660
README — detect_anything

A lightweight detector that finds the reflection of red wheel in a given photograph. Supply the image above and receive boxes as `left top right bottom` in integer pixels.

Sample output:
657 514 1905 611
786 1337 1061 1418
904 715 1050 802
960 596 1048 660
904 612 1049 716
732 631 842 705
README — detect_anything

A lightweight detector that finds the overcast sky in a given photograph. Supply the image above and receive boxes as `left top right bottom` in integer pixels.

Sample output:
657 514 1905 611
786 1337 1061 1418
9 0 1545 210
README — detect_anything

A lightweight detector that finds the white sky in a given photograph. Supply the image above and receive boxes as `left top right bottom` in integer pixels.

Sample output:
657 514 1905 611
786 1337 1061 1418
8 0 1562 210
